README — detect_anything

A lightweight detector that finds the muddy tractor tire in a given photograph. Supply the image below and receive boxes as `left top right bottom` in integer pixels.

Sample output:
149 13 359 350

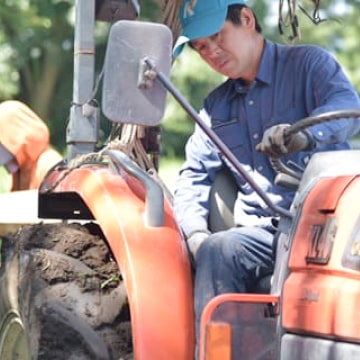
0 222 133 360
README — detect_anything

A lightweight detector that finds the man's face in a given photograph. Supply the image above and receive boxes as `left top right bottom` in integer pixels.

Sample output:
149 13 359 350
190 9 261 80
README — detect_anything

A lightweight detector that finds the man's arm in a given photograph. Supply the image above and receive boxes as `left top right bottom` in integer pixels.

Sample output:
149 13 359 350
258 46 360 158
305 46 360 144
173 110 224 239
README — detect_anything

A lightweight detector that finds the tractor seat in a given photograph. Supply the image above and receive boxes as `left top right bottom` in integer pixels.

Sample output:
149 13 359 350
208 167 273 294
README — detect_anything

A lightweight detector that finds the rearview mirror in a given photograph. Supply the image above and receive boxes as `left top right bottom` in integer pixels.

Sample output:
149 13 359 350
102 20 172 126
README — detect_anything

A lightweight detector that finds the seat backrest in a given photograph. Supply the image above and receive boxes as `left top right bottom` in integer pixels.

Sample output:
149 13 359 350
209 167 272 294
208 167 238 232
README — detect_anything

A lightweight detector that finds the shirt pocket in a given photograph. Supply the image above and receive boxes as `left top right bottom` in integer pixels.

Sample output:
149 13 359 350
212 119 246 155
212 119 251 186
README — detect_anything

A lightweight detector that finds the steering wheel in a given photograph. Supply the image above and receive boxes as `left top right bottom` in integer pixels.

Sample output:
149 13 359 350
270 108 360 186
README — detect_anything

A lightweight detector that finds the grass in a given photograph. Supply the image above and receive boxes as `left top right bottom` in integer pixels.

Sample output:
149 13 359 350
158 157 183 194
0 167 10 193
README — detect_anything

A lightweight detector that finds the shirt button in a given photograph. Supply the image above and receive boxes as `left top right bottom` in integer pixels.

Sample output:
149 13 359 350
258 166 264 172
253 133 259 140
248 100 254 106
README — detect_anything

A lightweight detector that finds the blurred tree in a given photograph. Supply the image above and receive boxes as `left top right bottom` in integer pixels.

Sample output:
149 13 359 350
294 0 360 91
0 0 74 152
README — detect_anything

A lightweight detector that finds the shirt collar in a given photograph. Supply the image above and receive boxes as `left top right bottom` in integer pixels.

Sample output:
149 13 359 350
256 39 274 86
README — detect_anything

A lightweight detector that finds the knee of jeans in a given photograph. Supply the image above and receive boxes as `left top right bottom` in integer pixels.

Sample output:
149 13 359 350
197 232 235 262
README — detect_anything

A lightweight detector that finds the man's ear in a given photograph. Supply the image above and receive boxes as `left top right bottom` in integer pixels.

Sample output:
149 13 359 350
240 7 255 29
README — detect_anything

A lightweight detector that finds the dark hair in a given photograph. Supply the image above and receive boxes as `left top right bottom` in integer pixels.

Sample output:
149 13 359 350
226 4 262 33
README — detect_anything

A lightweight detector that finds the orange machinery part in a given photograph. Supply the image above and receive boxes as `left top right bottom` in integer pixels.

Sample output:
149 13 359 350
0 100 62 191
41 164 195 360
200 293 279 360
282 175 360 342
204 322 231 360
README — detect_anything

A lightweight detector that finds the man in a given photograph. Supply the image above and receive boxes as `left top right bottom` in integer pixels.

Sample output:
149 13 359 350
0 100 63 191
172 0 360 355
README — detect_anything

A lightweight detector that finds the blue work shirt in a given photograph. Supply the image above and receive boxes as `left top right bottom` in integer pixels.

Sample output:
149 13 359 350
173 39 360 238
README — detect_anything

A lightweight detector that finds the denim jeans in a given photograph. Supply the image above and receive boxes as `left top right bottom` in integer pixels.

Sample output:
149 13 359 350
193 225 275 359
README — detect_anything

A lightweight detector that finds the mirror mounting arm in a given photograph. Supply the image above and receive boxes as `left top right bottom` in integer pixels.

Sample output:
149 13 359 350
138 57 157 90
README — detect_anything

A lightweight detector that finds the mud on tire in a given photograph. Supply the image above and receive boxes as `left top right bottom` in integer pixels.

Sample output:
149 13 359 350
0 222 133 360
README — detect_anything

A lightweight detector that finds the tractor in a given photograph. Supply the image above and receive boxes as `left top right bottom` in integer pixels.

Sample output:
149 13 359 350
0 0 360 359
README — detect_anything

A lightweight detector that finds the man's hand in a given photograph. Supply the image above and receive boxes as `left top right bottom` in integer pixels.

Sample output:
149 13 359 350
187 231 209 264
256 124 315 157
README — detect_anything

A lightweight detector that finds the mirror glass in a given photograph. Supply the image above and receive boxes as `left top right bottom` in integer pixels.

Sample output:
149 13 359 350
102 20 172 126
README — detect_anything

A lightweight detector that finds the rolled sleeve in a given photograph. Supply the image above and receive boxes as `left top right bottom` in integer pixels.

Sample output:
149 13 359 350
173 111 223 237
306 48 360 144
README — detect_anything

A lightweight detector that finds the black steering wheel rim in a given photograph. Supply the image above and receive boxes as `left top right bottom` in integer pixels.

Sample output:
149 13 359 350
271 108 360 177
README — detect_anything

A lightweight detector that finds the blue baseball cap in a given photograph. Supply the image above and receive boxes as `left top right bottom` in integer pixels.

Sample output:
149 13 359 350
173 0 246 57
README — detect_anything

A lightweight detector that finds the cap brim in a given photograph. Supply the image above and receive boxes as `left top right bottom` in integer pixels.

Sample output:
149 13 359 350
173 35 191 57
172 8 227 57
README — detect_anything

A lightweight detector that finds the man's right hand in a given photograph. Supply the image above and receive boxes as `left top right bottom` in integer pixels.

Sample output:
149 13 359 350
187 231 210 263
256 124 315 157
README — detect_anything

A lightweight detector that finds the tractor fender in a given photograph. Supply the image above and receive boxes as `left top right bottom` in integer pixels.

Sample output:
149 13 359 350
39 154 195 360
